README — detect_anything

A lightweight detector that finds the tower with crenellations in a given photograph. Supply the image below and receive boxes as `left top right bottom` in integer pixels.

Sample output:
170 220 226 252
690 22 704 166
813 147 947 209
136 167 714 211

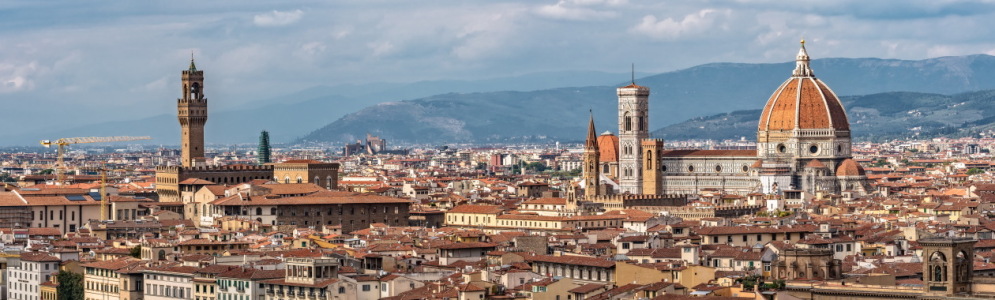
178 57 208 167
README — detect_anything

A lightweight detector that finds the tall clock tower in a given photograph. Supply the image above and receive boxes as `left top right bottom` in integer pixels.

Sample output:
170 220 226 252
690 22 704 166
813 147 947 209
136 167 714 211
178 58 207 167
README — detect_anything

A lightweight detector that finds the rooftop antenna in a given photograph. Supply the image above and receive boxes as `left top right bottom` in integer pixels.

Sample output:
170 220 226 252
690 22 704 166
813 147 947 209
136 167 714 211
631 63 635 85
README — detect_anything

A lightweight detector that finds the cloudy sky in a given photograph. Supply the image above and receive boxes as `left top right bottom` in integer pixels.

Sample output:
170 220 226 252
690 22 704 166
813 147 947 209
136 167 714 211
3 0 995 131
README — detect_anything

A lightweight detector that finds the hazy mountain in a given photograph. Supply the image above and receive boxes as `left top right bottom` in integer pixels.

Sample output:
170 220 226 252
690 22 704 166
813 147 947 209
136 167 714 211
13 94 362 147
300 54 995 144
297 87 618 145
653 90 995 141
238 70 650 110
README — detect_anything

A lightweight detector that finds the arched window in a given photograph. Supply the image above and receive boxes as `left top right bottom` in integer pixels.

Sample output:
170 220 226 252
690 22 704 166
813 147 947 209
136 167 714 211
296 177 302 184
638 116 644 131
191 83 201 99
158 250 166 261
624 113 632 131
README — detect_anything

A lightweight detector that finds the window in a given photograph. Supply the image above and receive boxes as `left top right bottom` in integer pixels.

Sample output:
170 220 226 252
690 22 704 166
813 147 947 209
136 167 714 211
362 285 370 292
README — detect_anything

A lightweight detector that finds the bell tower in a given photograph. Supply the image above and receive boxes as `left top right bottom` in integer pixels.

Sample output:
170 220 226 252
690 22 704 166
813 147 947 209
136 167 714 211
178 56 208 167
618 80 649 194
583 113 601 199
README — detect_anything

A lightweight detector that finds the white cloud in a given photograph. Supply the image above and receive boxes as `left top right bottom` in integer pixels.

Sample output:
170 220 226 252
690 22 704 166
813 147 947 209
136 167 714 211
535 1 617 21
253 9 304 27
368 41 395 57
631 9 729 39
0 61 39 93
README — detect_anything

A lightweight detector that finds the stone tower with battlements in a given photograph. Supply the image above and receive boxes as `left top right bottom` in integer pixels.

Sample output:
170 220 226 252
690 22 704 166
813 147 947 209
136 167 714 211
618 82 649 194
641 139 663 195
178 57 207 167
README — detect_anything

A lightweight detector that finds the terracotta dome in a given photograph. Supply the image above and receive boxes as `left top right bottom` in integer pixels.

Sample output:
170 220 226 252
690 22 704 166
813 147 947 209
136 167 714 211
596 131 619 162
758 42 849 132
836 158 865 176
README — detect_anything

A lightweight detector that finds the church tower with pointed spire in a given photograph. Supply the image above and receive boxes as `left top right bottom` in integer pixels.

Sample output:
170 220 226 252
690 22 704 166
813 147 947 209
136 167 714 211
618 78 650 194
178 56 208 167
583 113 601 198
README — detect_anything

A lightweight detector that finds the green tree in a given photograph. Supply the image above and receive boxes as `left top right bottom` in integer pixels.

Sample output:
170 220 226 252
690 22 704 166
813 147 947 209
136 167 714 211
525 162 547 172
130 246 142 258
872 158 889 167
968 168 985 175
57 270 83 300
39 169 55 175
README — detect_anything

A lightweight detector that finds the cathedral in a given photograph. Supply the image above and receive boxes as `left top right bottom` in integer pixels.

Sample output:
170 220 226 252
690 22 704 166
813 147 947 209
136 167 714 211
583 41 870 197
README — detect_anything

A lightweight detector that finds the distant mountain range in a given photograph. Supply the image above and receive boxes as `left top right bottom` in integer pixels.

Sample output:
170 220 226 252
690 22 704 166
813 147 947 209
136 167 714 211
12 55 995 147
300 54 995 144
654 90 995 141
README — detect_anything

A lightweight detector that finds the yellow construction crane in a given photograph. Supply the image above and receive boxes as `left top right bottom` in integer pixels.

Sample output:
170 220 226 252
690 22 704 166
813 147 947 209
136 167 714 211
39 136 151 185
